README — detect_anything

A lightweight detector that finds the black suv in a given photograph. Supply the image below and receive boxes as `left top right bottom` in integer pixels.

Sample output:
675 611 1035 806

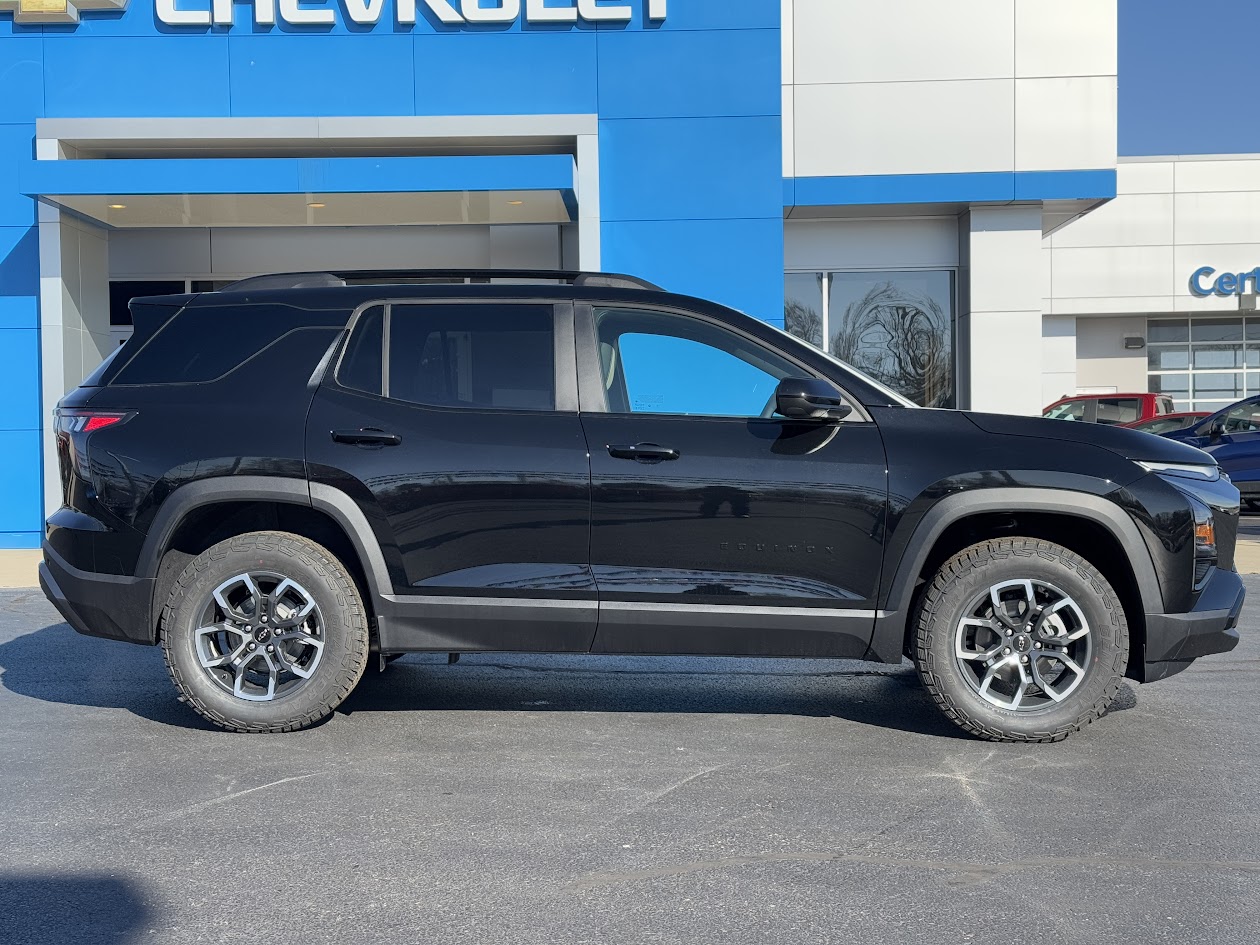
40 270 1244 741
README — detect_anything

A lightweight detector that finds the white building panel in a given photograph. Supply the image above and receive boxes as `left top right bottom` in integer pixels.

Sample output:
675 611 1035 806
1051 245 1176 301
782 87 795 178
1049 193 1173 248
1174 159 1260 193
792 0 1014 86
794 80 1015 178
1174 192 1260 246
1115 160 1175 194
1015 76 1117 172
1015 0 1117 78
784 218 959 271
1051 295 1180 316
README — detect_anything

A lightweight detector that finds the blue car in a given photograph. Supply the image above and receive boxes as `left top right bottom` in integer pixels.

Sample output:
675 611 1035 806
1167 395 1260 508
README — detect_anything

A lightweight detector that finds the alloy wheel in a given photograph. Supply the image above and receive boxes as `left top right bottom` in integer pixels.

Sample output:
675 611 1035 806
193 572 326 702
953 579 1092 710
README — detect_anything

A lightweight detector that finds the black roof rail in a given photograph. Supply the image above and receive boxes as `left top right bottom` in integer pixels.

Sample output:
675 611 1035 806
219 269 662 294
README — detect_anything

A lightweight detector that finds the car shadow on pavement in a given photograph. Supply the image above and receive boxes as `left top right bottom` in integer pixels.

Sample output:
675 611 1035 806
0 623 1137 739
0 873 155 945
343 655 975 740
0 622 219 730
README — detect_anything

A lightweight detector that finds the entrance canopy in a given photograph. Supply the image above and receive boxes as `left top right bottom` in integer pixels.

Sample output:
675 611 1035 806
23 154 577 227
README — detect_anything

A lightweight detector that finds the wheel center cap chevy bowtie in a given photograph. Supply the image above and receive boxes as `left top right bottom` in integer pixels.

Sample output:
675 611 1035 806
253 626 272 644
1013 633 1033 654
0 0 127 25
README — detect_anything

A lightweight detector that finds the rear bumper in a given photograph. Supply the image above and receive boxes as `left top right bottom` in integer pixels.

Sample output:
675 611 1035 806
1141 566 1244 682
39 543 154 645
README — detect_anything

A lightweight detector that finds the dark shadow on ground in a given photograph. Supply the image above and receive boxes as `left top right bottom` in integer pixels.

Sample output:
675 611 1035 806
0 622 217 730
0 873 155 945
0 622 1135 740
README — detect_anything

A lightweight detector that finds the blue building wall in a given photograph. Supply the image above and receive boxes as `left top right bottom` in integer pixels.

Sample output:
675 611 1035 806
1119 0 1260 156
0 1 782 548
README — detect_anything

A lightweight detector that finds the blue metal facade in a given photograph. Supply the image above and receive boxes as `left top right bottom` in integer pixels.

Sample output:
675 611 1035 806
0 1 783 549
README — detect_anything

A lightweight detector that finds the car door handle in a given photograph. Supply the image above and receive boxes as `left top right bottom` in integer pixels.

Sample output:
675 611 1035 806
607 442 680 462
331 428 402 447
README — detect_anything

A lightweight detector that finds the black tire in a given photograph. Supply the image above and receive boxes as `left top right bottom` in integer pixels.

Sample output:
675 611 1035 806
160 531 370 733
1243 498 1260 514
912 537 1128 743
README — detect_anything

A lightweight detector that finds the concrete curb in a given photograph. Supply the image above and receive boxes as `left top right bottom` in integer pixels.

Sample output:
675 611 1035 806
0 550 41 589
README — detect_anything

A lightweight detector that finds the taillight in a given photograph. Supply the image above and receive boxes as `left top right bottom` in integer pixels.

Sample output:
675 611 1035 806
53 408 136 499
55 409 133 435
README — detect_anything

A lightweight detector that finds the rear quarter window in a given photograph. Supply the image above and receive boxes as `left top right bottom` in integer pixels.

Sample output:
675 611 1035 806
112 302 334 385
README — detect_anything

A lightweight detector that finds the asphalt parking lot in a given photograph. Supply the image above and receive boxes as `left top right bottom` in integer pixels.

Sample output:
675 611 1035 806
2 581 1259 945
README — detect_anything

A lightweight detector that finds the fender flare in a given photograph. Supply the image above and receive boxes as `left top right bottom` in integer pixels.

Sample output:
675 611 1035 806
137 475 393 616
867 487 1162 663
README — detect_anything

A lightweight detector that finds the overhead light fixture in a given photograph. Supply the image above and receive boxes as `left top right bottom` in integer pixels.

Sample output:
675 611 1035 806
307 202 326 209
508 200 524 206
107 203 126 210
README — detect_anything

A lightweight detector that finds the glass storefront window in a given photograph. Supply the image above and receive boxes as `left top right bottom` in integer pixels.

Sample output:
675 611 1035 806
784 273 824 349
1149 315 1260 410
784 269 956 408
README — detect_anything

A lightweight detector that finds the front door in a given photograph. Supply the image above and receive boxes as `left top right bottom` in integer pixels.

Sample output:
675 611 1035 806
576 304 888 658
305 299 596 652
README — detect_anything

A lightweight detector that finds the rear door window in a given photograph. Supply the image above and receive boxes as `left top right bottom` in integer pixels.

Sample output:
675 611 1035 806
1095 398 1142 425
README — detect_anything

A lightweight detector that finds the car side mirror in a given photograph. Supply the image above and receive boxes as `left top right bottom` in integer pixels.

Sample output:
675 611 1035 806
1210 421 1225 443
774 377 853 421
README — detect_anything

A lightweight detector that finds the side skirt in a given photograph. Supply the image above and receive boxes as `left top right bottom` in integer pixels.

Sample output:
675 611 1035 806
375 594 882 660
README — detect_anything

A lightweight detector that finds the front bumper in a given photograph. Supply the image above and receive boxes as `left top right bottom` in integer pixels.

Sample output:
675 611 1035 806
39 542 155 645
1141 566 1244 682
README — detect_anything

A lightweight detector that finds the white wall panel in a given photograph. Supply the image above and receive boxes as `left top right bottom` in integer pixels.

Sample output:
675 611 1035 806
784 218 959 271
1174 159 1260 193
488 225 560 269
1051 245 1176 300
782 87 795 178
1015 0 1116 78
1042 314 1077 405
209 226 495 275
1117 160 1175 194
794 80 1015 178
1015 76 1117 172
1051 295 1179 316
1075 315 1147 393
781 0 794 84
793 0 1014 85
1174 192 1260 246
1050 193 1173 248
109 229 211 278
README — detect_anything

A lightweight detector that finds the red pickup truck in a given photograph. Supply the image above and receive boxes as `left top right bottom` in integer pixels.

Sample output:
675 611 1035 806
1042 392 1175 425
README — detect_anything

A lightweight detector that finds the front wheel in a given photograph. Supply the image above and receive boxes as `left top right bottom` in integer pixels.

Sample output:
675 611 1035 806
160 531 371 733
913 538 1129 742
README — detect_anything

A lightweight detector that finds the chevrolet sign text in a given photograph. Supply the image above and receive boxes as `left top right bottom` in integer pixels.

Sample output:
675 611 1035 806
156 0 666 27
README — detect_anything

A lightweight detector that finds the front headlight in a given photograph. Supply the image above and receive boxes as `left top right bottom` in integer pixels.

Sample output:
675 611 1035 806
1138 461 1221 482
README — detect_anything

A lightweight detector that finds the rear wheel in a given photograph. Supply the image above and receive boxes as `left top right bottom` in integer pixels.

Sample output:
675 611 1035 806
913 537 1128 742
161 531 370 733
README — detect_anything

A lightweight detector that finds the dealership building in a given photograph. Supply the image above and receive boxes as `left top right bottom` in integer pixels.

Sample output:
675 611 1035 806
0 0 1257 549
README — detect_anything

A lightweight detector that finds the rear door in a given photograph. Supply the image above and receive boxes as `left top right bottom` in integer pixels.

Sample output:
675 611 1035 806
305 299 596 652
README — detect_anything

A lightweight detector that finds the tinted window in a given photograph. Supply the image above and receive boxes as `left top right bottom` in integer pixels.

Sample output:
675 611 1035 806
1043 399 1087 421
1095 398 1142 425
595 308 796 417
387 304 554 411
1221 401 1260 433
336 307 384 396
113 304 315 385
